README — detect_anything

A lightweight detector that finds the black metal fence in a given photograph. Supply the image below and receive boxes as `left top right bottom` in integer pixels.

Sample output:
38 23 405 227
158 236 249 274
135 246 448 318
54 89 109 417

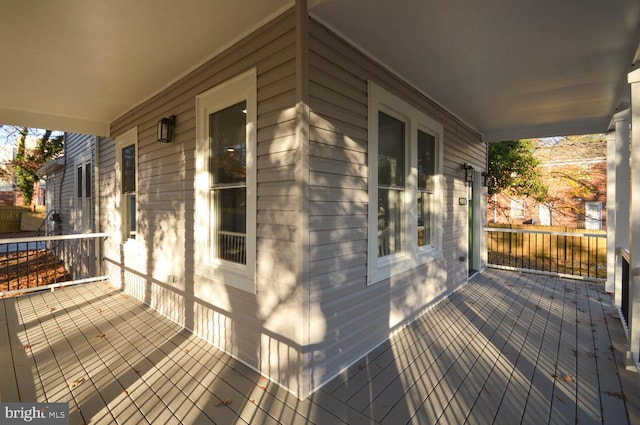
486 227 606 280
0 233 108 296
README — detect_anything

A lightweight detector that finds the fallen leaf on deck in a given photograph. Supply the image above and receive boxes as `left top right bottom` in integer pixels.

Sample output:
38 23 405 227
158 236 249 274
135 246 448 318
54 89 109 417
603 391 627 400
94 333 106 339
215 399 232 406
183 349 189 354
69 377 84 390
358 363 368 370
556 395 566 404
559 374 575 382
483 386 491 397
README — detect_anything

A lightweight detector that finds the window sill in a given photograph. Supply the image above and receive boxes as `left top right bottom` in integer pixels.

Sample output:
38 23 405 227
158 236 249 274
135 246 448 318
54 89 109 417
368 248 443 285
195 260 256 294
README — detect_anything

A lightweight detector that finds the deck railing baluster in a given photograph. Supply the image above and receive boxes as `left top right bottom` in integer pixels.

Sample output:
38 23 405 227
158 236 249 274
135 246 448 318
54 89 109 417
0 233 108 297
486 227 606 281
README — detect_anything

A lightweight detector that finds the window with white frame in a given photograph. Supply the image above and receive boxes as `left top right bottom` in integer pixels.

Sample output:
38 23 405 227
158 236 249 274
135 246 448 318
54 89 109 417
368 82 443 284
115 128 137 242
511 199 525 218
195 69 257 293
74 154 92 232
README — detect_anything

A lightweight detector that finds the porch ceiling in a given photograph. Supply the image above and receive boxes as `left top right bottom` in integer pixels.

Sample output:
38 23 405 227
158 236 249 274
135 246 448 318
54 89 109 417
309 0 640 141
0 0 293 136
0 1 638 140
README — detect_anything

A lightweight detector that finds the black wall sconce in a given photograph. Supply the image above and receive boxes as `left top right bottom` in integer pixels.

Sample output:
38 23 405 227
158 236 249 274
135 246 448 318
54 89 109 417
463 163 474 183
481 171 490 187
157 115 176 143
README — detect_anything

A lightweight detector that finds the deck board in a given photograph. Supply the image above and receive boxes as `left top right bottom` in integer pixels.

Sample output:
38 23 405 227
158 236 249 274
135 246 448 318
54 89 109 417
0 269 637 424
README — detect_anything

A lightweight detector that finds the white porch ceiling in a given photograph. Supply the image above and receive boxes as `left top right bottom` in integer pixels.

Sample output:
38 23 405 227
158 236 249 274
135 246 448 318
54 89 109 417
0 0 293 136
0 0 638 141
309 0 640 140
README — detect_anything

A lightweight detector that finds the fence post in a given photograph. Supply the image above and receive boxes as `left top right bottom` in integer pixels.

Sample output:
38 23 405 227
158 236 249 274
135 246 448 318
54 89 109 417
95 236 102 276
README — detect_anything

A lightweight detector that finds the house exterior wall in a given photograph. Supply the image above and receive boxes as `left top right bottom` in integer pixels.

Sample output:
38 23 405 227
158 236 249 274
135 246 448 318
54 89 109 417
305 20 485 392
59 133 96 234
100 8 305 395
98 6 486 398
39 133 96 235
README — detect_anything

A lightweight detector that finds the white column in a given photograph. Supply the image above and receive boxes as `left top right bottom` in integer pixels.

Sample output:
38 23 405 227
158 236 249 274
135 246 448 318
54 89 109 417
606 131 617 295
611 112 631 309
626 69 640 368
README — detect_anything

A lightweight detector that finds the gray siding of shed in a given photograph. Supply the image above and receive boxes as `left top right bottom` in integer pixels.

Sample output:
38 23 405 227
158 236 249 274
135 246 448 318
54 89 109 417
100 9 305 396
305 19 486 392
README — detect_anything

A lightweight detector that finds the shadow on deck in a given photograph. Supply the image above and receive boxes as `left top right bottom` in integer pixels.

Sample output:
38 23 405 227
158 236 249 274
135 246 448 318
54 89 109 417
0 269 637 424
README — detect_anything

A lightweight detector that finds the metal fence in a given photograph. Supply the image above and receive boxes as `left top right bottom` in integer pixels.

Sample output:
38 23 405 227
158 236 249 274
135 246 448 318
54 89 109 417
0 233 108 297
486 227 606 280
619 248 631 326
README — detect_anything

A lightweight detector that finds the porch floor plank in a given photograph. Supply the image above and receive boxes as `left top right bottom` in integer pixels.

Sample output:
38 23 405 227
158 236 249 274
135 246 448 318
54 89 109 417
0 269 637 424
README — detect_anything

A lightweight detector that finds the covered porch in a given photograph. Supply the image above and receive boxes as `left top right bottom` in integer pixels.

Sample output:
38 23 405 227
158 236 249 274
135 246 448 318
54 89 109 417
1 269 638 424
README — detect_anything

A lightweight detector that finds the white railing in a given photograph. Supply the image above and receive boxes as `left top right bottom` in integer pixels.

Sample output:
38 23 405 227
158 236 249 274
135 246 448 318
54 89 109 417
217 231 246 264
0 233 108 297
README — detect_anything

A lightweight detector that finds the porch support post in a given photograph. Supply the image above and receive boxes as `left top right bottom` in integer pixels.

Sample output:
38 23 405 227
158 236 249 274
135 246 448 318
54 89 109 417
610 111 630 309
606 131 617 295
626 69 640 369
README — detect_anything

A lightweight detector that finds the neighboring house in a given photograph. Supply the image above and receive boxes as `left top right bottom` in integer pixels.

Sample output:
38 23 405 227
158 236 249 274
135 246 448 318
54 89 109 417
56 8 488 399
489 137 607 229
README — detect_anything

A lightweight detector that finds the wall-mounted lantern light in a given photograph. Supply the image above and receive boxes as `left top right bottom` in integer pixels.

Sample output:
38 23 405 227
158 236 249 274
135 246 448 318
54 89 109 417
463 163 474 183
157 115 176 143
481 171 489 187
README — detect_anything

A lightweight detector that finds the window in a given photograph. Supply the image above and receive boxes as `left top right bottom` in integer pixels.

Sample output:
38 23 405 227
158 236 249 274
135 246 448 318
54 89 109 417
368 82 443 284
511 199 525 218
195 69 257 293
210 101 248 264
115 128 138 242
585 201 602 230
74 155 92 232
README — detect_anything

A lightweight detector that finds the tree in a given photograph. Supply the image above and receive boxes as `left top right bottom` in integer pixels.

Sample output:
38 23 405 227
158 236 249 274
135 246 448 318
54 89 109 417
11 127 64 206
488 139 547 201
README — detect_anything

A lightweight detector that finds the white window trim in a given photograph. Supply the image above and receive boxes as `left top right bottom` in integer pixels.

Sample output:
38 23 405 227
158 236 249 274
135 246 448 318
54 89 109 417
115 127 138 247
73 151 93 233
195 68 257 293
585 201 602 230
511 199 525 218
368 82 444 285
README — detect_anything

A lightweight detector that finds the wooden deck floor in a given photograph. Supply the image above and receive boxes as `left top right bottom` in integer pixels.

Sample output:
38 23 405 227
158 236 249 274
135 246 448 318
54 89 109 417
0 269 638 424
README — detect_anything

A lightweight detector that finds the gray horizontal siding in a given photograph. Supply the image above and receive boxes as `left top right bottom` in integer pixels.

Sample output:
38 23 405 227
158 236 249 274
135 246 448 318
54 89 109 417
103 8 304 396
307 18 485 390
59 133 95 234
